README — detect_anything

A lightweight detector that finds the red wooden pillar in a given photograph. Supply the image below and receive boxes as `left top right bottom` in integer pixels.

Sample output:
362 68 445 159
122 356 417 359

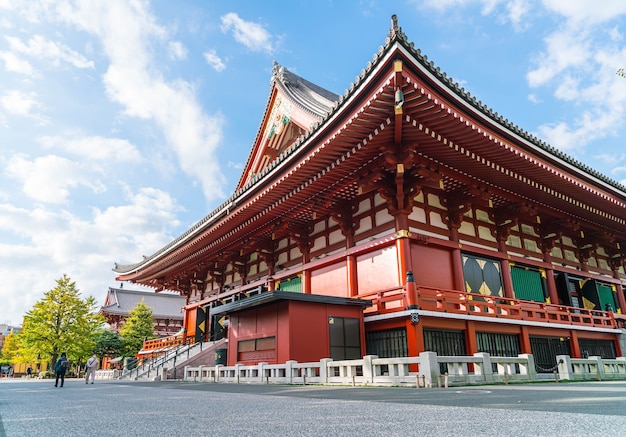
569 330 581 358
449 227 465 291
396 231 411 281
543 267 559 305
303 270 311 294
395 225 417 308
465 321 477 354
500 258 515 299
406 318 423 357
542 249 560 305
613 269 626 314
347 255 358 297
519 326 532 354
497 239 514 299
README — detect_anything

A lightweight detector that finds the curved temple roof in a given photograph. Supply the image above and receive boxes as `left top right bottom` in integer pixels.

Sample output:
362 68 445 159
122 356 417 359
114 15 626 280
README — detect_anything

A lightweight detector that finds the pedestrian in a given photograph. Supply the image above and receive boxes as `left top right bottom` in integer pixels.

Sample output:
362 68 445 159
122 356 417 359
26 365 32 378
54 352 69 387
85 354 98 384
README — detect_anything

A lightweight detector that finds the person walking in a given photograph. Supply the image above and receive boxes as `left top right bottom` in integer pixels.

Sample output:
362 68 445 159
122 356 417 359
85 354 98 384
26 365 32 378
54 353 69 387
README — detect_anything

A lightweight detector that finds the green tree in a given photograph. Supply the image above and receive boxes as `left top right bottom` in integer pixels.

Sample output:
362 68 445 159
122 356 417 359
1 331 20 362
119 300 156 356
93 329 123 359
18 275 104 368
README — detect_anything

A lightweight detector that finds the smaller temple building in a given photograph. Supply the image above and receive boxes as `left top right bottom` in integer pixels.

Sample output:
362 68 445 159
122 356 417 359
100 287 185 337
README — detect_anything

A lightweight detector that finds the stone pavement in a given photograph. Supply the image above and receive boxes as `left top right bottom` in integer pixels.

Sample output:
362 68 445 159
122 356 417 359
1 378 626 436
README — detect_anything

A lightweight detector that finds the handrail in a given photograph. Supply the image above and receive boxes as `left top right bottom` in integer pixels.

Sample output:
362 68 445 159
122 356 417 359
121 341 205 380
140 333 187 353
358 285 616 328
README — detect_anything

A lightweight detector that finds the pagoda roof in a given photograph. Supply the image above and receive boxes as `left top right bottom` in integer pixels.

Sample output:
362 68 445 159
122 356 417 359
100 287 185 319
114 15 626 285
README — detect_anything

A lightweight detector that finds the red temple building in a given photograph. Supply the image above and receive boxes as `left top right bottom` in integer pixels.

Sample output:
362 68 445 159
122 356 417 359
114 16 626 370
100 287 185 337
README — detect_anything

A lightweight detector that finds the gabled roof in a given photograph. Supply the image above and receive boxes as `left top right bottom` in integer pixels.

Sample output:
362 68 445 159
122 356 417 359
114 15 626 284
100 287 185 319
237 63 339 190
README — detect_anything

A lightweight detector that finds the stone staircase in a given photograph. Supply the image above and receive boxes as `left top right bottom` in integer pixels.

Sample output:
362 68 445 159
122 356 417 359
120 339 226 381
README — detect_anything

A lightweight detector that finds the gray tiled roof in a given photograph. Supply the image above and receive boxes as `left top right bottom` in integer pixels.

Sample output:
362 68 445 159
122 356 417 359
100 288 185 319
271 62 339 118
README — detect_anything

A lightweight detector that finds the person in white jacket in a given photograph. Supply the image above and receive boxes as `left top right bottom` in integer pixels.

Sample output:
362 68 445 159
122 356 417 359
85 354 98 384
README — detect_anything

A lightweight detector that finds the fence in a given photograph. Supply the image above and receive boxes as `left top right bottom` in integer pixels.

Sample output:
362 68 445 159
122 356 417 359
95 369 119 380
182 352 626 387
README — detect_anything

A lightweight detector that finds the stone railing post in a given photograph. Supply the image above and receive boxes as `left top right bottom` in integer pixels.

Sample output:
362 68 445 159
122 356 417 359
589 356 605 380
362 355 378 384
197 365 205 381
319 358 332 383
556 355 572 380
285 360 296 383
518 354 537 380
258 362 268 383
215 364 222 383
617 357 626 376
473 352 494 383
419 351 439 388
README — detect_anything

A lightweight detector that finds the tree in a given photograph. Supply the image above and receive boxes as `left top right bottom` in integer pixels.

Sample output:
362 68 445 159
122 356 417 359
119 300 156 356
93 329 123 360
1 330 19 362
18 275 104 368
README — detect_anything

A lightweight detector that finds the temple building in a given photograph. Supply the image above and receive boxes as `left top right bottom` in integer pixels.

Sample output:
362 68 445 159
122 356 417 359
114 16 626 370
100 287 185 337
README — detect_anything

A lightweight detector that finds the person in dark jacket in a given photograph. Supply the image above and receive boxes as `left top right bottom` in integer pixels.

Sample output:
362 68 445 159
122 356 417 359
54 352 69 387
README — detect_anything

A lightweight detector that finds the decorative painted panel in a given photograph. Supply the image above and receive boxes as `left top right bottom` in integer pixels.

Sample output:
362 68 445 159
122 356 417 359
278 275 302 293
511 266 545 302
462 254 503 297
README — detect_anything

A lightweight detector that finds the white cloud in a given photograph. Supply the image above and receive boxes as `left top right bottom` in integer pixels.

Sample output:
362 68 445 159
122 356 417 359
0 50 35 75
537 108 623 152
39 134 142 162
1 89 38 115
220 12 274 54
52 0 227 201
505 0 530 30
5 34 94 69
168 41 187 60
0 187 182 324
526 29 590 87
204 49 226 72
5 154 106 204
541 0 626 26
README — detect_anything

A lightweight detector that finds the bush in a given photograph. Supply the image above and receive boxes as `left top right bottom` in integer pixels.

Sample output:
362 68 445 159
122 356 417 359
39 371 54 379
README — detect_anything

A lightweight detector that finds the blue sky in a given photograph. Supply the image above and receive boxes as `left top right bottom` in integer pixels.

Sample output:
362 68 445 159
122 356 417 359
2 0 626 326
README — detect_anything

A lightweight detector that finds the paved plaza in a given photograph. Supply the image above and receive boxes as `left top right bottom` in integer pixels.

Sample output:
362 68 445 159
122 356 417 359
1 378 626 436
